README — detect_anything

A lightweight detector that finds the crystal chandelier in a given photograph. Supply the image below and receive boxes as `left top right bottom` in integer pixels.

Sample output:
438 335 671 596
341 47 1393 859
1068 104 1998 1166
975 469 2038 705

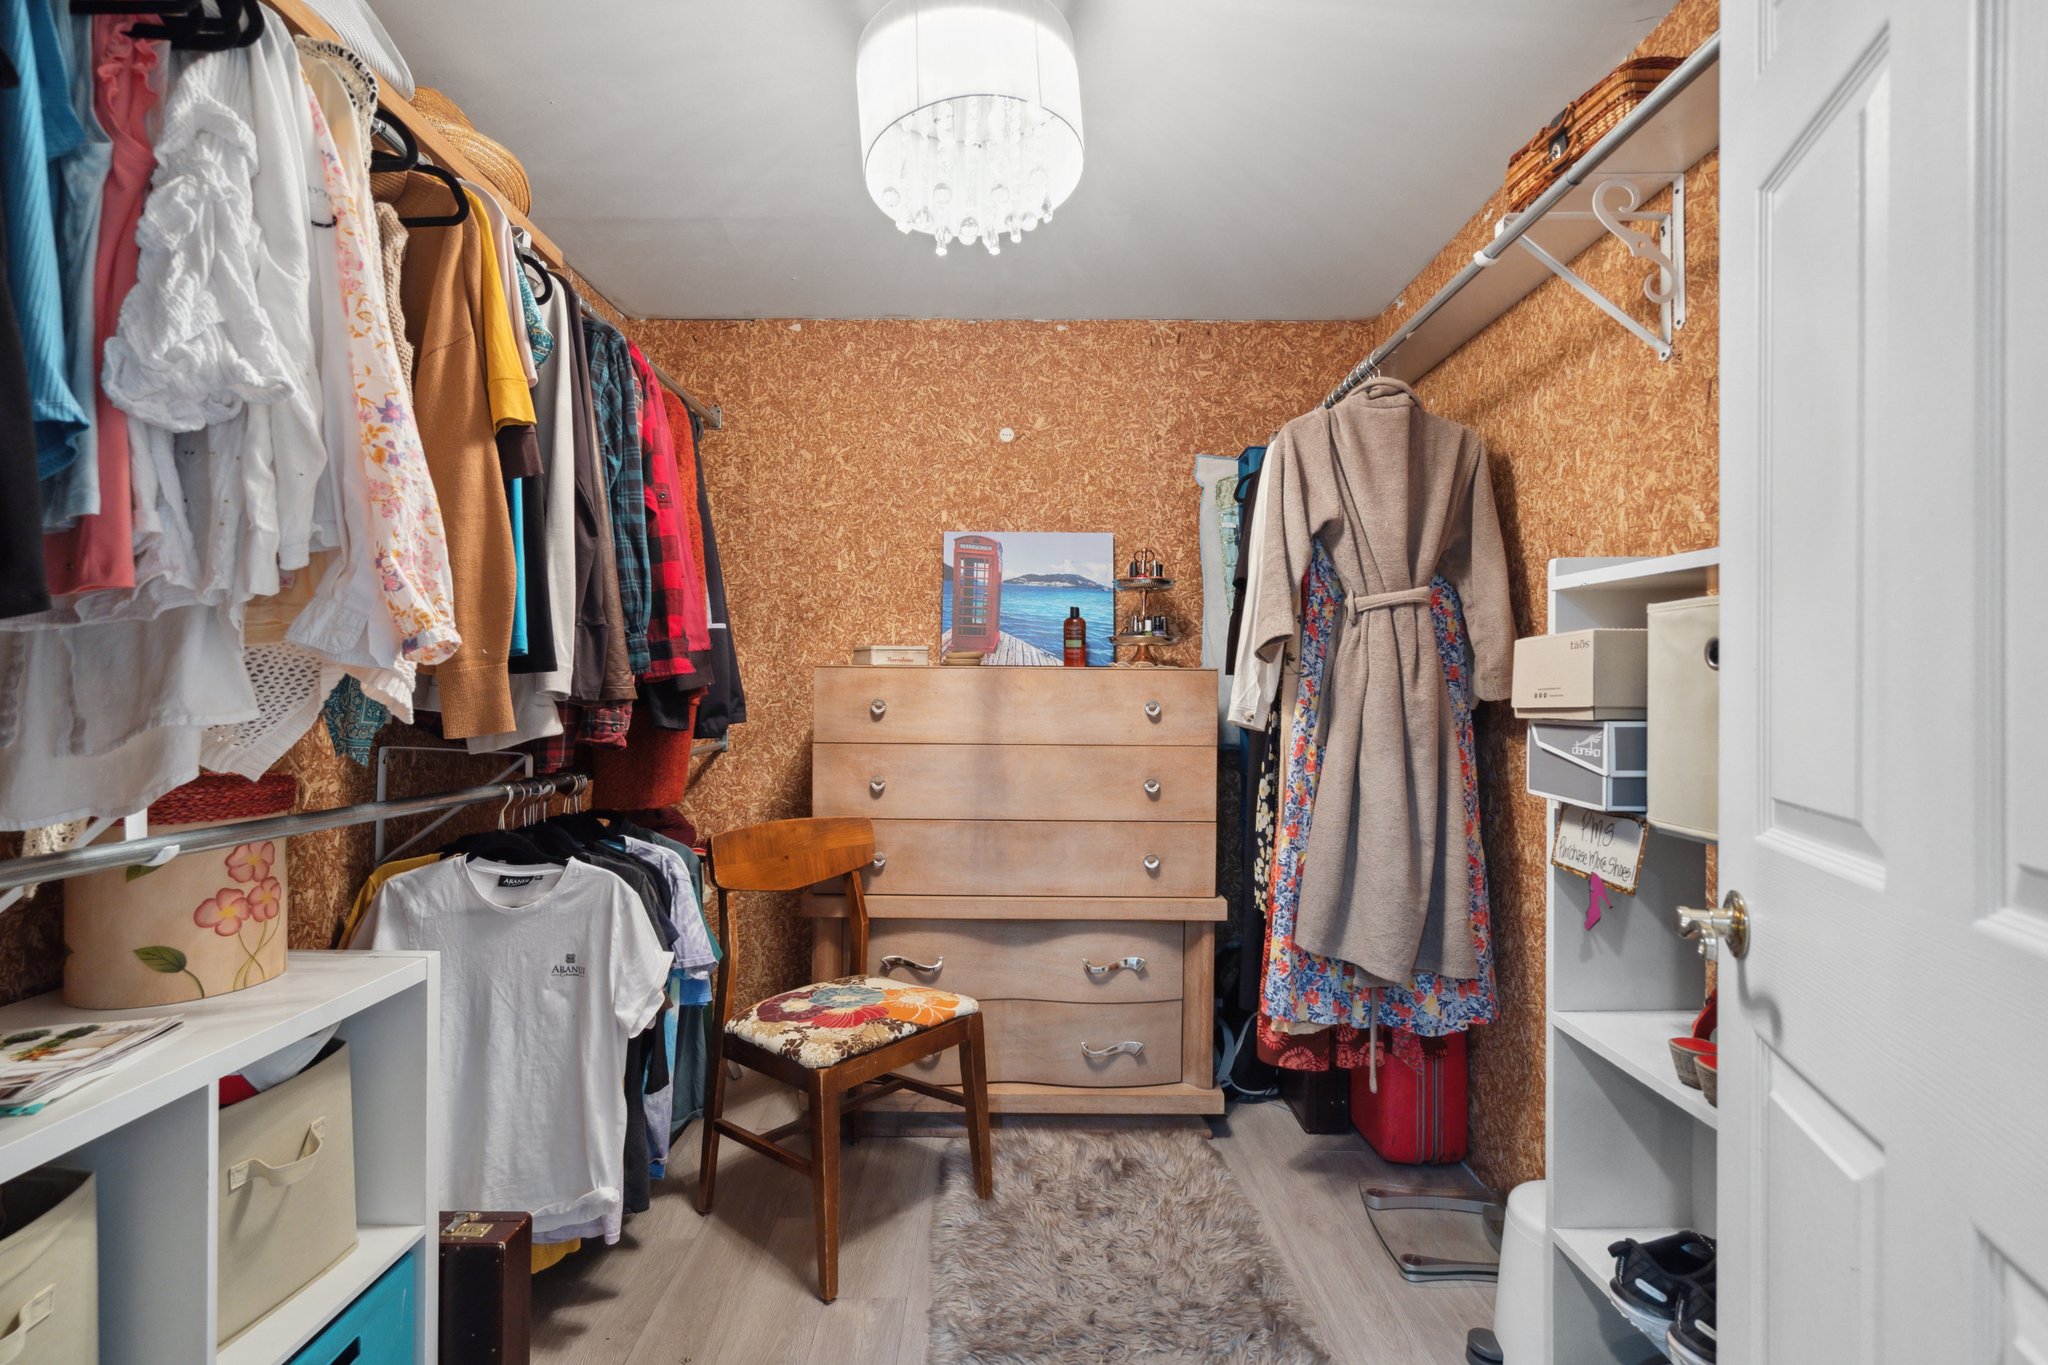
855 0 1085 257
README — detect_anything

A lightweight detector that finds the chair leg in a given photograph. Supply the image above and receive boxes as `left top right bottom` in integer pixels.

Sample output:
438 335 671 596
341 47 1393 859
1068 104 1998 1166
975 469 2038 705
960 1013 994 1200
697 1029 731 1215
808 1084 843 1303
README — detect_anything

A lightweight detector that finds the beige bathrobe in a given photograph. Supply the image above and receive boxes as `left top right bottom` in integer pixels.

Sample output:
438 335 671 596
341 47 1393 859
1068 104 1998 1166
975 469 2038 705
1247 378 1514 983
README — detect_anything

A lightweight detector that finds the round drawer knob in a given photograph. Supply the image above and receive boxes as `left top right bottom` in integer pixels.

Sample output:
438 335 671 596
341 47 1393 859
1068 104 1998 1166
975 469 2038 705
870 854 888 871
869 698 888 719
1142 854 1161 873
1143 779 1161 797
1143 700 1162 720
869 777 887 796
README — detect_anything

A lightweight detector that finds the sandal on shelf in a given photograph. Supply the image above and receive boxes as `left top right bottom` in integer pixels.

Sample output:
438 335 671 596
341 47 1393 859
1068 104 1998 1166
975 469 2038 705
1670 990 1719 1087
1666 1280 1719 1365
1608 1229 1716 1333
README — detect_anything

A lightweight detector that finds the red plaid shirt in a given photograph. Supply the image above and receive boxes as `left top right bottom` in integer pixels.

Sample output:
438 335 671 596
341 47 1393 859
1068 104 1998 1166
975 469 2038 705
629 344 697 683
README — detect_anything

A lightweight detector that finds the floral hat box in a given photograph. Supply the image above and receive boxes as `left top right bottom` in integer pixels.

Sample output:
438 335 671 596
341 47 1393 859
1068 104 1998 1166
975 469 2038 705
64 820 290 1010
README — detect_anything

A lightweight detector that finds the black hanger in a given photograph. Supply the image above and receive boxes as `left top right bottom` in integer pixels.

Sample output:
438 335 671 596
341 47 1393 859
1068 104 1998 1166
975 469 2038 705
132 0 263 50
71 0 197 14
519 251 554 305
368 113 419 173
400 163 471 228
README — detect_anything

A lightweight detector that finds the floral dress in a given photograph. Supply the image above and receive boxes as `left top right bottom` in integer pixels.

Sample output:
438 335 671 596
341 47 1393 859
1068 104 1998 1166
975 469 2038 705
1255 542 1499 1070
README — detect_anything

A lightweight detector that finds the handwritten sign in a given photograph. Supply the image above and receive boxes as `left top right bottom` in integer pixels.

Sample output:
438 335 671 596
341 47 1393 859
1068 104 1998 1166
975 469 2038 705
1551 804 1647 894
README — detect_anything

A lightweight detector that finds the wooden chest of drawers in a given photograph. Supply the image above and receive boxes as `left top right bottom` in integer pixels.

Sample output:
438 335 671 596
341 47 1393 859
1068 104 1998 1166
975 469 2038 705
809 666 1225 1114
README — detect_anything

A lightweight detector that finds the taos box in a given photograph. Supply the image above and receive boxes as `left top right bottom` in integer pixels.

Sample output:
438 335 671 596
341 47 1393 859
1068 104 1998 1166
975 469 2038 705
1511 629 1648 720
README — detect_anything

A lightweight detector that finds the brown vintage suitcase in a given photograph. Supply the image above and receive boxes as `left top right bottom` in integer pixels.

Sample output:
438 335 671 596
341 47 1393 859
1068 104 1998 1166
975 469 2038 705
439 1211 533 1365
1503 56 1682 213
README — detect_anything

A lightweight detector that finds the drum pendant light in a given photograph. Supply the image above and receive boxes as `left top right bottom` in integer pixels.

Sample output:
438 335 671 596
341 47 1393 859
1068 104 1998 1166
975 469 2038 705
855 0 1085 256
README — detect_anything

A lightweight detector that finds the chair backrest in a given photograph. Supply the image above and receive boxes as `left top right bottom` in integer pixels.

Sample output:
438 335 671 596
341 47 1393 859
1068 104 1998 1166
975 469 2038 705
709 817 874 891
706 818 875 1027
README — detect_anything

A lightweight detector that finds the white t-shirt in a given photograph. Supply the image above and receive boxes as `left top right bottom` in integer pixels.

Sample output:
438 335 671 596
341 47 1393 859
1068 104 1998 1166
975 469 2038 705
361 857 669 1241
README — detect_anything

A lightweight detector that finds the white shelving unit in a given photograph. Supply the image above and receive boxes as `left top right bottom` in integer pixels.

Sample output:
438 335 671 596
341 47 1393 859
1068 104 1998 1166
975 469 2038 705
1543 550 1718 1365
0 951 439 1365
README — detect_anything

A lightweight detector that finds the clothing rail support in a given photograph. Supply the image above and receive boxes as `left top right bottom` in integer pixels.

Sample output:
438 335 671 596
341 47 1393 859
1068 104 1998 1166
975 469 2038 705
1323 30 1719 406
0 772 586 895
374 746 533 863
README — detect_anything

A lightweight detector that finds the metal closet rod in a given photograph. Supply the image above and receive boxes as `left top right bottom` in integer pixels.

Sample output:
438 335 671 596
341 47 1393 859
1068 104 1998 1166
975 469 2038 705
0 772 588 894
574 300 723 431
1324 29 1722 408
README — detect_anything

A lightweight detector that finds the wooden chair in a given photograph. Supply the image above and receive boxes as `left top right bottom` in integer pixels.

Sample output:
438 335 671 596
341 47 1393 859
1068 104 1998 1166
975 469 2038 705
697 816 992 1302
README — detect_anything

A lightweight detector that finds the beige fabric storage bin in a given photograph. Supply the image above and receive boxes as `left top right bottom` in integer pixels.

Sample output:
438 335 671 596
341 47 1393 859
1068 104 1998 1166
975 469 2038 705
217 1041 358 1345
1647 595 1719 840
0 1168 96 1365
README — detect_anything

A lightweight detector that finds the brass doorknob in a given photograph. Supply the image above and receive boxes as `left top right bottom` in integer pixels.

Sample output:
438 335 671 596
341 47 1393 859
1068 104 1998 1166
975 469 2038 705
1677 890 1749 960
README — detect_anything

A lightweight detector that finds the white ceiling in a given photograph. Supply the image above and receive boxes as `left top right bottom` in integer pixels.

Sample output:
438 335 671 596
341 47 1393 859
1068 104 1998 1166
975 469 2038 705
377 0 1675 321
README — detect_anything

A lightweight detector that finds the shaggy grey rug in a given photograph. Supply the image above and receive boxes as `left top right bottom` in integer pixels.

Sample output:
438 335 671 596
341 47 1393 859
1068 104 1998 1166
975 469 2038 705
928 1126 1334 1364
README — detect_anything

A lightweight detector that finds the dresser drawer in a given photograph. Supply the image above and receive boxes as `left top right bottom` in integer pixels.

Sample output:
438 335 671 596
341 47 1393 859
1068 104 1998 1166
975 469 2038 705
858 820 1213 897
903 1000 1182 1087
814 667 1215 746
868 919 1183 1003
814 744 1215 822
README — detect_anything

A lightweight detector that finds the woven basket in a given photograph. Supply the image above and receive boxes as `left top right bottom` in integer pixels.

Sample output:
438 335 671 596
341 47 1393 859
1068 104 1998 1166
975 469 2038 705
149 772 298 826
410 86 532 216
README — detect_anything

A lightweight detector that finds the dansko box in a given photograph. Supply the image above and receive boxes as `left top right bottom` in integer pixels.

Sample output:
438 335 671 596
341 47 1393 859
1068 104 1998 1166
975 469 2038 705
1511 629 1648 720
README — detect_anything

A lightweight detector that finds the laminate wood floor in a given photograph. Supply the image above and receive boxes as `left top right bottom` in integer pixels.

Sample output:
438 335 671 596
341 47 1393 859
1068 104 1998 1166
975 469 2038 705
532 1072 1496 1364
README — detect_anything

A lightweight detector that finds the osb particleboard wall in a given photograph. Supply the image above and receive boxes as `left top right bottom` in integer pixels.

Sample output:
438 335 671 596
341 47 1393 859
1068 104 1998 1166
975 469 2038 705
1389 0 1721 1191
625 318 1373 1010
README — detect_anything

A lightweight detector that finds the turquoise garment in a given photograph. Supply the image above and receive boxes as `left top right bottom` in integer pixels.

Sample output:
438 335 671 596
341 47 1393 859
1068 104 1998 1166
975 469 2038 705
321 676 389 765
0 0 91 477
40 1 112 526
518 262 553 367
509 477 529 655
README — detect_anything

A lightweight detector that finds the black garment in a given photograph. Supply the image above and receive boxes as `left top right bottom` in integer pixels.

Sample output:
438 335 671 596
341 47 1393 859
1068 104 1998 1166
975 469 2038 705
640 675 702 731
688 412 746 739
0 194 51 620
1223 459 1262 671
557 275 611 703
508 441 557 675
621 1026 652 1214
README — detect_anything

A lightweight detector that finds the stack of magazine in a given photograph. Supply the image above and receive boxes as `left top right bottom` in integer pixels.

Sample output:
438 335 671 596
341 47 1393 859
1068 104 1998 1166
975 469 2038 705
0 1018 183 1116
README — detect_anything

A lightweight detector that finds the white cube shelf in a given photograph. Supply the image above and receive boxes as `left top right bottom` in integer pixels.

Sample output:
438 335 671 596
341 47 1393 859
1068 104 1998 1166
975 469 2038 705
0 951 440 1365
1543 551 1718 1365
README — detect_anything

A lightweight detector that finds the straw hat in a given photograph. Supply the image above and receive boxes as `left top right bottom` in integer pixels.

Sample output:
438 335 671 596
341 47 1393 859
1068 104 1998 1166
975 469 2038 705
410 86 533 216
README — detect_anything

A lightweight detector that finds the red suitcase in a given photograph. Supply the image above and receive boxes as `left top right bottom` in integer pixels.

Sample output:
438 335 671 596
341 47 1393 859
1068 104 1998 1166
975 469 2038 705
1350 1031 1469 1164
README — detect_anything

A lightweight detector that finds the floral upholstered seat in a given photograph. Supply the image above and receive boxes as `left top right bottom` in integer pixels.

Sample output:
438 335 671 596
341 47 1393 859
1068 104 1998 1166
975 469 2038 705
726 975 980 1070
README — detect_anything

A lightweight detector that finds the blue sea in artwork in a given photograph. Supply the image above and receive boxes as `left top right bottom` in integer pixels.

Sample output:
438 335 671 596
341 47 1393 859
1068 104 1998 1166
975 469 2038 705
943 581 1115 665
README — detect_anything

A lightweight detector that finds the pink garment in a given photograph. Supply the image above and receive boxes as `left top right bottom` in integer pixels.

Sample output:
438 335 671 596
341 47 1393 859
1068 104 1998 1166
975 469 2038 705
43 18 160 595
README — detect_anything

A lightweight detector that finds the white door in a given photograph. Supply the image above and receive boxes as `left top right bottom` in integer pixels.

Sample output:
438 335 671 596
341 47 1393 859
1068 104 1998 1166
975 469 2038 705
1720 0 2048 1359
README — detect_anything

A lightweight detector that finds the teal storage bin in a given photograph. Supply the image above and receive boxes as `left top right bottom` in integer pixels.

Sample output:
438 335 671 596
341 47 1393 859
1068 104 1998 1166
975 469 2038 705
288 1248 418 1365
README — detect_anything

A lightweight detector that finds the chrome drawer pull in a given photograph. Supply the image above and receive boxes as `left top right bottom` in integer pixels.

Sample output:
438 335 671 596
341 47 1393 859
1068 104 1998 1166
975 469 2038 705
1083 955 1146 978
879 954 943 976
1143 700 1163 720
1142 779 1161 797
869 698 888 719
1142 854 1161 873
869 776 887 796
870 854 888 871
1080 1040 1145 1060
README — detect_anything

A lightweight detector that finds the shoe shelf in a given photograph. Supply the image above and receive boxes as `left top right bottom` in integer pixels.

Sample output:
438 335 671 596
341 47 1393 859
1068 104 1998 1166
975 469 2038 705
1543 549 1720 1365
1552 1009 1718 1130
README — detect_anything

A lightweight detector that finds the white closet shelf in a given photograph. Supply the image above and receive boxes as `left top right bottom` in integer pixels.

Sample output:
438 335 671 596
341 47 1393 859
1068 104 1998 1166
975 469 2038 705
1553 1009 1719 1129
1547 547 1720 596
1554 1225 1689 1355
0 952 426 1182
216 1224 422 1365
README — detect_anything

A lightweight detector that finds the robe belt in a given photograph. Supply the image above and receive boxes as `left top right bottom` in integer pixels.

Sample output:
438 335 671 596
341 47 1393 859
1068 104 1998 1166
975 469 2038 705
1343 585 1433 619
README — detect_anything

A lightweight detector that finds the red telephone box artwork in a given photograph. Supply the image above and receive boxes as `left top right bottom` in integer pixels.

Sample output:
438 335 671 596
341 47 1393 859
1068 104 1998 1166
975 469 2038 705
949 535 1003 653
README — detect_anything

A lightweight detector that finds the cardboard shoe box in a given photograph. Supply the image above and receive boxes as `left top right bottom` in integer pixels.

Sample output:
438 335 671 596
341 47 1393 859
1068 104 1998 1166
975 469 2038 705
1511 629 1648 720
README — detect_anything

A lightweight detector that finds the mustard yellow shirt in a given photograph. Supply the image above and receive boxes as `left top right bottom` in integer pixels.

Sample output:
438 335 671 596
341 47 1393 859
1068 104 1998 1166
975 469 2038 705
463 188 537 432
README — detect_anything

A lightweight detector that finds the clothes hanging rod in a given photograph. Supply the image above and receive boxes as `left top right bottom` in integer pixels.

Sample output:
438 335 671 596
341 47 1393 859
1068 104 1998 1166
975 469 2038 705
650 358 724 432
1324 30 1721 409
0 773 587 894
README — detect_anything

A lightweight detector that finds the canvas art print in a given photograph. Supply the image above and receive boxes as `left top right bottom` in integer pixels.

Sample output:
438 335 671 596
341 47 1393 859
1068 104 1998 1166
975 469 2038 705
941 531 1114 665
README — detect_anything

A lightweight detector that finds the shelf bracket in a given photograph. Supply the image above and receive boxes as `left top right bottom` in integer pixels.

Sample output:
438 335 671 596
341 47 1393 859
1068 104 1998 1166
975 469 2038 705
1506 172 1687 362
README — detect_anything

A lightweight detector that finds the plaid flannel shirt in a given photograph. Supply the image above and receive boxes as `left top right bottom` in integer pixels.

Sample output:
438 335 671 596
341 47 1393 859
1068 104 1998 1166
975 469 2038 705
583 318 650 675
629 343 695 683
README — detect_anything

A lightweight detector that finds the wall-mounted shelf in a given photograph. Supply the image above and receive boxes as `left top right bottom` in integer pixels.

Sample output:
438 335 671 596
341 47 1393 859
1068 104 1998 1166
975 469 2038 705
1330 33 1721 396
1553 1009 1719 1130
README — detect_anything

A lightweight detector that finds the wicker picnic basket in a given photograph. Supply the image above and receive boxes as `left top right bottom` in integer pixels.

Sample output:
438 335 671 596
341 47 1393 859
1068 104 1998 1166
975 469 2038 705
1504 56 1682 214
